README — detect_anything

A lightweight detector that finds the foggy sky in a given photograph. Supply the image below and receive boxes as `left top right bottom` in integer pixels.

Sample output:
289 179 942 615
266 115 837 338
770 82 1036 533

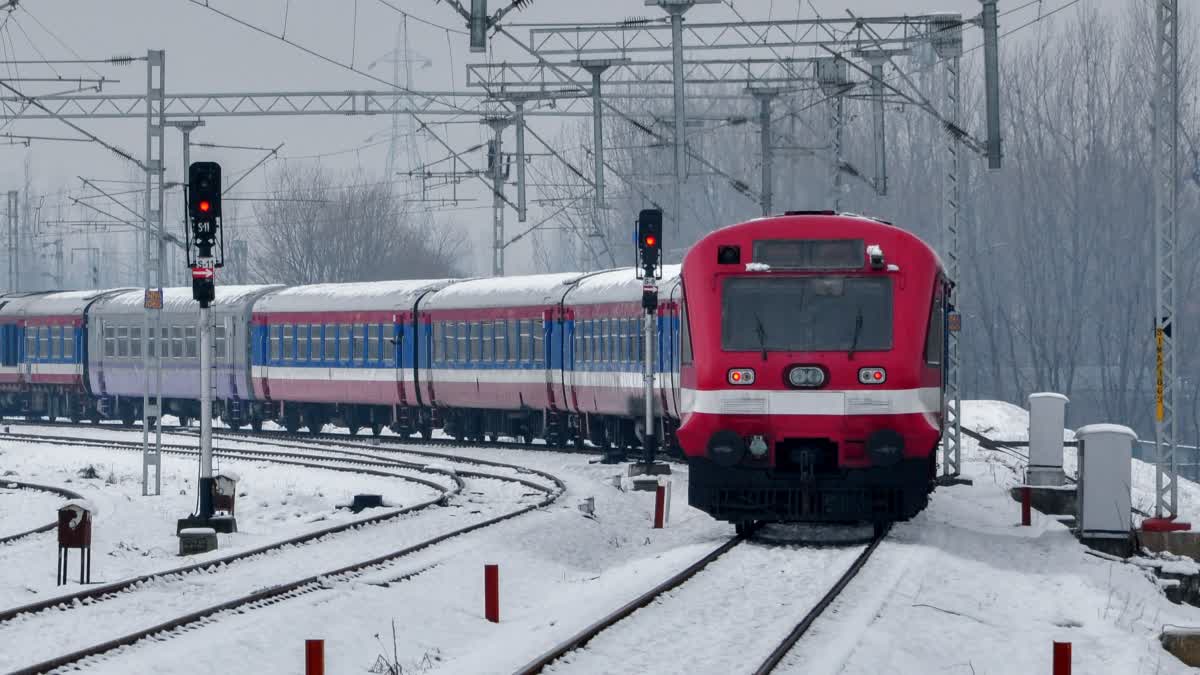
0 0 1115 275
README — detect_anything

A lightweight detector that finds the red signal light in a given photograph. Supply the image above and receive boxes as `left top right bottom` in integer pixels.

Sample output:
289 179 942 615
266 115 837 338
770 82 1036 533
198 200 211 213
644 235 657 247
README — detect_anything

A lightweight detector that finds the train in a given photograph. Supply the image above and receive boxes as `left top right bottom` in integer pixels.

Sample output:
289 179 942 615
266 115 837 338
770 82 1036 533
0 212 946 526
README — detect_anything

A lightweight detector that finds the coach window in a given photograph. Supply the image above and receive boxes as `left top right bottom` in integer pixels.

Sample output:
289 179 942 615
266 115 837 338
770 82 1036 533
338 324 350 362
320 325 334 362
924 286 944 366
282 325 294 361
494 319 506 363
454 321 466 363
589 321 599 365
269 325 281 362
214 324 227 360
533 319 545 363
681 297 693 365
626 319 636 365
511 319 520 362
48 327 60 360
64 327 75 362
481 321 494 362
26 328 36 361
129 327 141 358
354 325 366 364
114 326 128 358
185 326 198 358
432 322 443 363
367 324 381 363
574 321 583 364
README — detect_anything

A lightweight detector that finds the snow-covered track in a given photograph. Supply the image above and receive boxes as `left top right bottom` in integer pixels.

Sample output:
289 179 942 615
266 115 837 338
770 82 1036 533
0 425 567 674
10 463 564 675
514 536 745 675
750 530 887 674
0 481 83 546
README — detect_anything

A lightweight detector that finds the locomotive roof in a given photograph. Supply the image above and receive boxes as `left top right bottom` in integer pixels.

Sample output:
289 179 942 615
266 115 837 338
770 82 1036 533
686 213 942 271
1 289 134 317
254 279 458 314
562 265 682 305
93 285 282 316
422 272 585 310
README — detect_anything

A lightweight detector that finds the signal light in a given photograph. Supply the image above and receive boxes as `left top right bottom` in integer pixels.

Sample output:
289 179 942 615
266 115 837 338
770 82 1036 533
636 208 663 275
189 162 222 222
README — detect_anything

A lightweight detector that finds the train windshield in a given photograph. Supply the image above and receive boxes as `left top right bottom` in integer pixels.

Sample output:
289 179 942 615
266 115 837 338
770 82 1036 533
721 276 893 352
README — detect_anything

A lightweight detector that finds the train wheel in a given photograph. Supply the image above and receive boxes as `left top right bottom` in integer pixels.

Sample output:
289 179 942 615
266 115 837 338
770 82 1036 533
420 425 433 441
735 521 759 537
347 424 361 437
251 418 263 433
371 423 384 437
178 416 191 428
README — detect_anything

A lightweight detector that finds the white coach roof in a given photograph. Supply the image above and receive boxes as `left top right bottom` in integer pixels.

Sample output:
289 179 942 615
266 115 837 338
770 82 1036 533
255 279 457 314
2 289 135 318
422 272 585 310
562 265 682 306
94 285 282 316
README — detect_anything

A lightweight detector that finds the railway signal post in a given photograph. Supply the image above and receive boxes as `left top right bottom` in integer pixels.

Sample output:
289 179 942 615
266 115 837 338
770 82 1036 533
630 209 672 486
178 161 235 536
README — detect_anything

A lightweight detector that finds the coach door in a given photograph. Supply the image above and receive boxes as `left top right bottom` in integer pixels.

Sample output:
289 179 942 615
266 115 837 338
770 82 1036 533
543 308 561 411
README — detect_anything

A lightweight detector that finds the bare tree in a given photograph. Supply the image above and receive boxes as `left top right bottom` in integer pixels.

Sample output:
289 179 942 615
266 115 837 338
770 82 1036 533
250 164 466 284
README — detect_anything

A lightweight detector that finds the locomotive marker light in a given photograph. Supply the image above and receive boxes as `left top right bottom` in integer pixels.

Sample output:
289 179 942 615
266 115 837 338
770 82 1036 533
178 161 234 538
631 209 671 484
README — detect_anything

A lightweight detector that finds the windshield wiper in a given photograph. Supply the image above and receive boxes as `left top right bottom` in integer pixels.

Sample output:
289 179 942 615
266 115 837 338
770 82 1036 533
848 306 864 360
754 314 768 362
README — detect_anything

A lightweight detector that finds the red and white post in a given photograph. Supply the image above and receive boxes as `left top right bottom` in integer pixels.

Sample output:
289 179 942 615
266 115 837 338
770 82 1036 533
305 639 324 675
1052 641 1071 675
1021 486 1032 526
484 564 499 623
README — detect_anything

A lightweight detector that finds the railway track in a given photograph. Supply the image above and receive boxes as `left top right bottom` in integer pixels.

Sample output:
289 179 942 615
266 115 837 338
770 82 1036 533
514 528 887 675
0 426 566 674
0 481 83 547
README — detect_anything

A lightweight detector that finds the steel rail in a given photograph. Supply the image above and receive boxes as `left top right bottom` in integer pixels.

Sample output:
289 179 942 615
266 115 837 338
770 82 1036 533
751 530 887 674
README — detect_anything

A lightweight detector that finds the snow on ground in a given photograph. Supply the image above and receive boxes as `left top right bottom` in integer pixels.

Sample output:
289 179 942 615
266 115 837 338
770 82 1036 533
0 435 443 609
4 401 1200 674
0 485 66 539
959 399 1200 524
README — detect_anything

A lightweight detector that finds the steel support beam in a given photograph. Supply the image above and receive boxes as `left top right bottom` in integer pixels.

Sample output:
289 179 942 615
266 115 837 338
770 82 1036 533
1153 0 1180 518
484 116 512 276
527 15 950 57
6 191 16 291
867 56 888 196
933 17 964 479
749 88 780 217
141 49 165 497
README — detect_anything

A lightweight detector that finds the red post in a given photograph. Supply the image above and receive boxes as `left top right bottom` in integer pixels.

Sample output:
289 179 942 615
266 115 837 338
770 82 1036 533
1021 486 1032 526
484 564 499 623
1053 641 1071 675
654 483 666 529
305 639 324 675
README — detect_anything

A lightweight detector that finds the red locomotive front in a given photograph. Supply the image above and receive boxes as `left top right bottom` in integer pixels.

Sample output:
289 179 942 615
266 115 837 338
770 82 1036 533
676 212 946 528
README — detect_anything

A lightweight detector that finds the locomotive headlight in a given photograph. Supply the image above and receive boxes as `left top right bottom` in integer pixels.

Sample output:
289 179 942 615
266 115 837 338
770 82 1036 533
728 368 756 385
858 367 887 384
787 366 826 388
